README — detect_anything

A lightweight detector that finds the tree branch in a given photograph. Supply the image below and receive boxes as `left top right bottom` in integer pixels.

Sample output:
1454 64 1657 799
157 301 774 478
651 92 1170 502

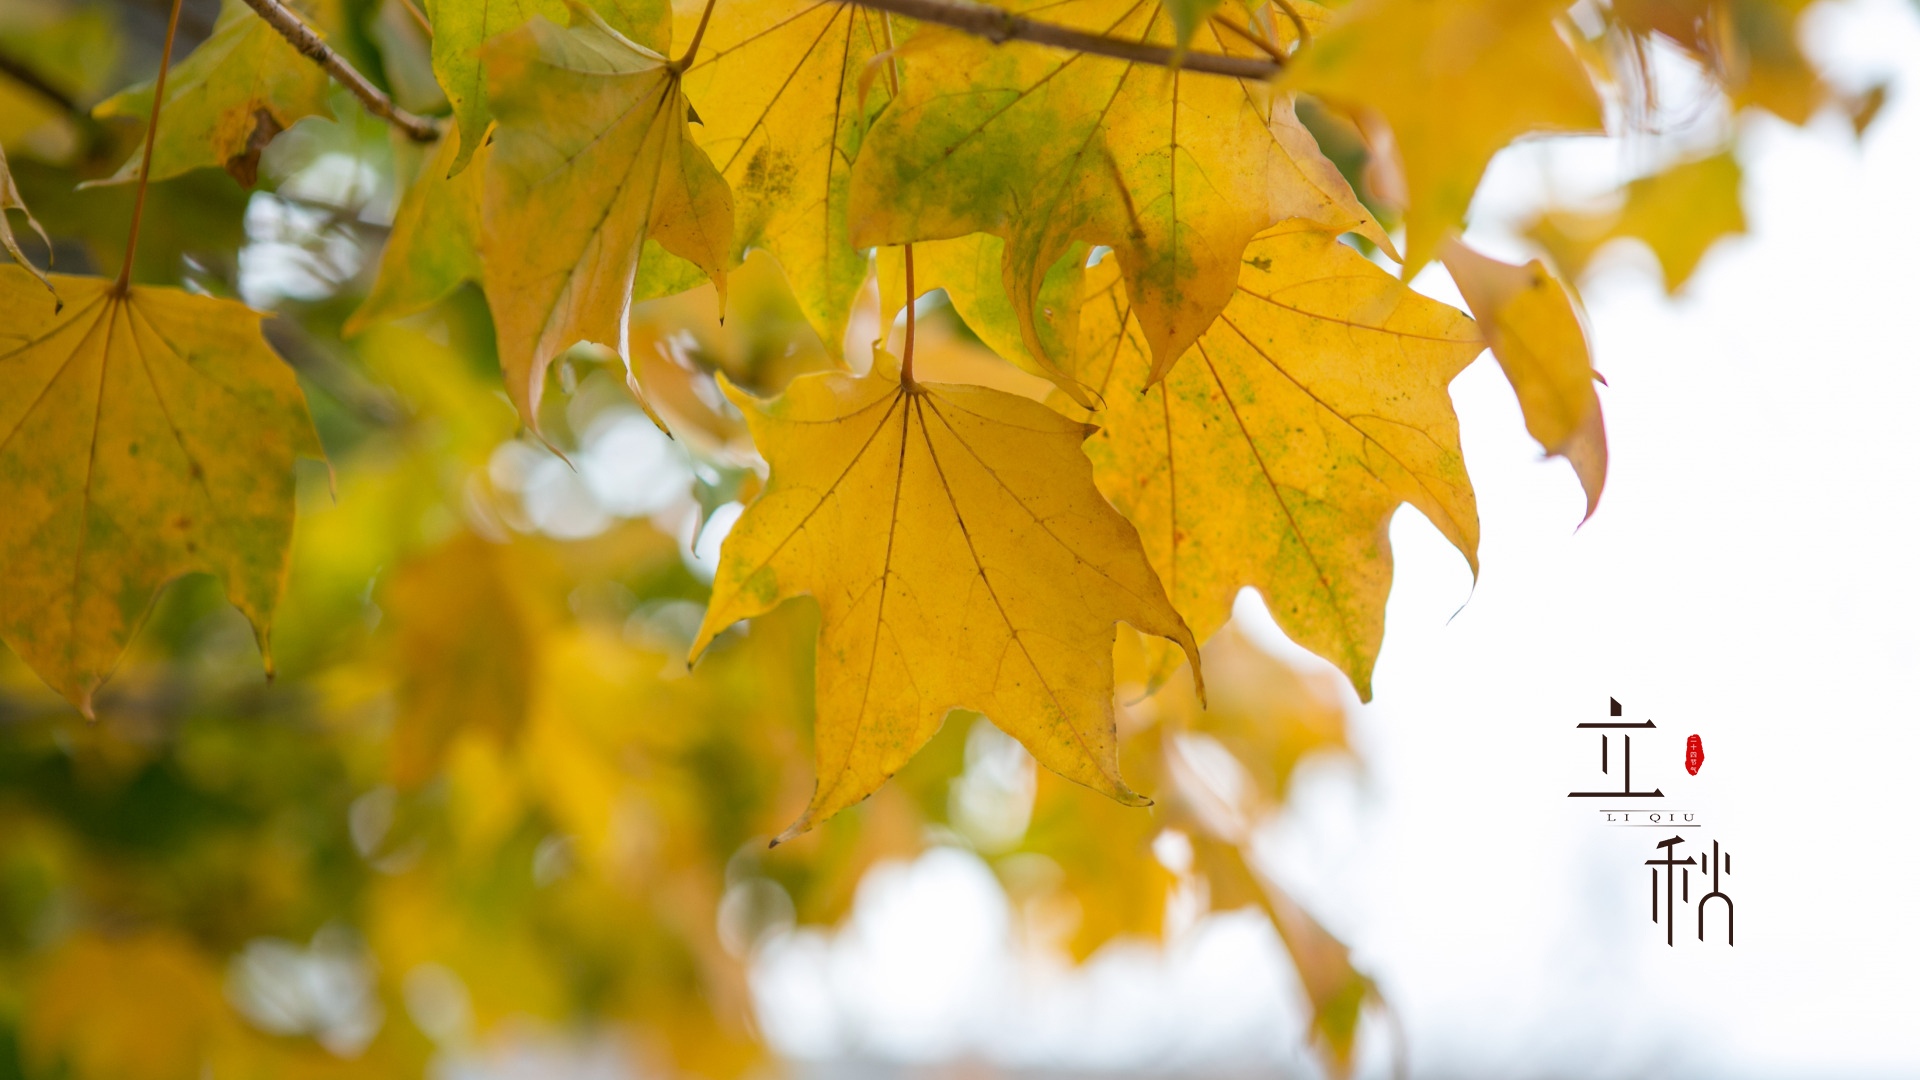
841 0 1285 80
236 0 440 141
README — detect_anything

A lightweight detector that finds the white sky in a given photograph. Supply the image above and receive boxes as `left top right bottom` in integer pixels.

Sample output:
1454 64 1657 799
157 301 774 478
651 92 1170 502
746 1 1920 1075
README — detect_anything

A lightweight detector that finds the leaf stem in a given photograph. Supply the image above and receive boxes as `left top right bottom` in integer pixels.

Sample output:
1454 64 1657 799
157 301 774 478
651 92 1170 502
901 243 917 388
875 11 917 389
236 0 439 142
843 0 1284 80
674 0 720 70
115 0 184 294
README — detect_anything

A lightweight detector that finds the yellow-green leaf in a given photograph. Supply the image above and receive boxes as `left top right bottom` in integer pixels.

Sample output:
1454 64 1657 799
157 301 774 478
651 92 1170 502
850 0 1388 399
1285 0 1604 274
0 269 321 714
1440 237 1606 518
1071 224 1481 697
677 0 897 357
91 0 334 188
479 6 733 428
427 0 671 175
346 126 483 334
692 356 1201 838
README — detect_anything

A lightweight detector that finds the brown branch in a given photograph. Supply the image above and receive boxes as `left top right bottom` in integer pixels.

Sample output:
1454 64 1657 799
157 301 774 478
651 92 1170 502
236 0 440 141
841 0 1284 80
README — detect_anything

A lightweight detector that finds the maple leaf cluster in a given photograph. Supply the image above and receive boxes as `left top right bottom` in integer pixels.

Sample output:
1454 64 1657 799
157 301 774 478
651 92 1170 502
0 0 1878 1073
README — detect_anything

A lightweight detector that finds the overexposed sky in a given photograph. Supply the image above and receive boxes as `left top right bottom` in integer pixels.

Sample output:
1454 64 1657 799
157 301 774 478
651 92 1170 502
747 1 1920 1075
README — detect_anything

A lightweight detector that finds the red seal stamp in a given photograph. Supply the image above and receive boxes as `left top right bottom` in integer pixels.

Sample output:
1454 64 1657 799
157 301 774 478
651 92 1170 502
1685 734 1705 776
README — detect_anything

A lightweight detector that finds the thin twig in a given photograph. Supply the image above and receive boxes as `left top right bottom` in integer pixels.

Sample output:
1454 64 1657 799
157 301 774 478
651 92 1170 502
236 0 439 141
116 0 185 293
842 0 1284 80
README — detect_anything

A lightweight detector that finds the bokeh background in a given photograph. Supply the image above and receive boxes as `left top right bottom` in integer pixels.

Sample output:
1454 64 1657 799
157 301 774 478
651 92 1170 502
2 0 1917 1077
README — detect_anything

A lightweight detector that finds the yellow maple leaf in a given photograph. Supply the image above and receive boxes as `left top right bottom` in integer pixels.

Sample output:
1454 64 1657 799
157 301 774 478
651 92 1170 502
692 353 1201 838
850 0 1389 400
1072 225 1481 696
1525 150 1746 295
676 0 897 357
1440 237 1606 518
91 0 335 187
0 269 321 714
479 4 734 429
1285 0 1604 274
428 0 670 175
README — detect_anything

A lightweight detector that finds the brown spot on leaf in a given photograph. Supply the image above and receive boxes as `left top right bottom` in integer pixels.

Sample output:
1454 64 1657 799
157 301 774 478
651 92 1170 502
224 108 284 188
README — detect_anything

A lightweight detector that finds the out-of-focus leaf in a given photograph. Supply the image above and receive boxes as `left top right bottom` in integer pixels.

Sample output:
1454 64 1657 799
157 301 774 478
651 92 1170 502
1614 0 1827 123
0 0 122 161
1189 835 1371 1072
23 931 231 1080
1440 238 1606 520
1154 623 1348 801
1285 0 1604 274
347 127 482 334
385 534 539 787
1524 150 1745 295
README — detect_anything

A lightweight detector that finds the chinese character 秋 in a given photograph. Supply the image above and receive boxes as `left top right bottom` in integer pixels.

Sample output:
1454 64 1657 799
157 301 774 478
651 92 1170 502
1644 835 1733 946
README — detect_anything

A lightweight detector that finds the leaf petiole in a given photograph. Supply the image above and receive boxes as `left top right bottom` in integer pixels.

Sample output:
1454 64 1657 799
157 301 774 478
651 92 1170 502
673 0 721 71
114 0 184 294
901 244 916 388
